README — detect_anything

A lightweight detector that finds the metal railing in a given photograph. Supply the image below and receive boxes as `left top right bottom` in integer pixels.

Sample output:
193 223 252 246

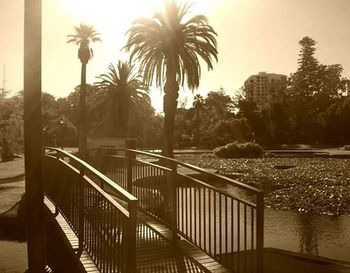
89 147 264 273
43 148 137 273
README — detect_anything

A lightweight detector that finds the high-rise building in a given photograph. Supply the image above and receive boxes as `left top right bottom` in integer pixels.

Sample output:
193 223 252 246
244 72 287 107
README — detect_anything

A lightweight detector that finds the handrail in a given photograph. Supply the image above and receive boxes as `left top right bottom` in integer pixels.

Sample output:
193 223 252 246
43 147 138 273
44 147 137 203
91 146 264 273
177 172 257 208
96 147 262 194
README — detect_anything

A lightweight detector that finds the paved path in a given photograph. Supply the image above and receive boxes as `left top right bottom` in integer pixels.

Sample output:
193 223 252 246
0 157 24 182
0 180 25 217
0 178 27 272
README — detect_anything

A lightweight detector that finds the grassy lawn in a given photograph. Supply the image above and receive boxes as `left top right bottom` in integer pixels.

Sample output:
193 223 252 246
0 158 24 180
178 154 350 215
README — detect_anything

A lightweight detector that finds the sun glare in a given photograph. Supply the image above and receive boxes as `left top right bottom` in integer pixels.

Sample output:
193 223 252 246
59 0 220 37
56 0 222 111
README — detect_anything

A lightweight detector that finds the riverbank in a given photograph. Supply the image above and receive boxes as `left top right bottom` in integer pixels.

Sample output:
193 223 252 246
178 154 350 215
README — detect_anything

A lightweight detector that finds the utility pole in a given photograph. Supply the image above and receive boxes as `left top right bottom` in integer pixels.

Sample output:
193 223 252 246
2 64 6 95
24 0 49 272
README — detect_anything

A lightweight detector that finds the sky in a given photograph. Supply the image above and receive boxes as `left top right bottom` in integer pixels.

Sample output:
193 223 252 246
1 0 350 112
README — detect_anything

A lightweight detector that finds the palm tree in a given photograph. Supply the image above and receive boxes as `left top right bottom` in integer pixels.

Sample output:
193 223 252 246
193 94 204 147
94 61 150 137
125 0 218 157
67 24 101 158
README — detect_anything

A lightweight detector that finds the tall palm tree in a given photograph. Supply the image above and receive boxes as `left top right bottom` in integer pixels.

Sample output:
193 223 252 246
94 61 150 137
125 0 218 157
193 94 204 147
67 24 101 158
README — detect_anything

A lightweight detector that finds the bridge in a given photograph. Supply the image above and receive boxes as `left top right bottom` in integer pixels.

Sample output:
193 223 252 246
42 146 264 273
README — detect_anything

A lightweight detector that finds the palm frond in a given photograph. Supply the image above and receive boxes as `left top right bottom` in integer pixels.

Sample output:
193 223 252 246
124 0 218 91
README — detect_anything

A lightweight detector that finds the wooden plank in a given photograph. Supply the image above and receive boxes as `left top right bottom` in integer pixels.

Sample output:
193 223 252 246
136 211 230 273
44 197 99 273
45 197 231 273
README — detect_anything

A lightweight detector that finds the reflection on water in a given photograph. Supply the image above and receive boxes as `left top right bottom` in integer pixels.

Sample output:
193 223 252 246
297 213 319 255
217 181 350 262
265 208 350 262
177 184 350 262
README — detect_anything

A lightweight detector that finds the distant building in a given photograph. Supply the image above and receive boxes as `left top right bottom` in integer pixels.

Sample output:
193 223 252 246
244 72 287 107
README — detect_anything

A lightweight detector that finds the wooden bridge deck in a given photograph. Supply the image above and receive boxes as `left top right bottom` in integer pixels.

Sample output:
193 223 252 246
45 198 229 273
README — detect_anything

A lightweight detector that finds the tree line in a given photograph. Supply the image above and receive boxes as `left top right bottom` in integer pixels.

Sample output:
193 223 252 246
1 28 349 161
171 36 350 148
235 36 349 146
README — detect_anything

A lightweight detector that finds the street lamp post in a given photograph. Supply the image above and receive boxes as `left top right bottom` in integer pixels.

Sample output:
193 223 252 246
59 118 65 150
42 127 47 147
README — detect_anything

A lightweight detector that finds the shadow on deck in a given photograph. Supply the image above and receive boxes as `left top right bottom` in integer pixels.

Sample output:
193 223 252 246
45 197 228 273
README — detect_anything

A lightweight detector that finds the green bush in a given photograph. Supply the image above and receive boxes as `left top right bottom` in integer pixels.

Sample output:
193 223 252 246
213 142 264 158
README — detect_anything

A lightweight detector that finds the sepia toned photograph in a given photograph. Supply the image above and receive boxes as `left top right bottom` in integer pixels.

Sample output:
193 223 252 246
0 0 350 272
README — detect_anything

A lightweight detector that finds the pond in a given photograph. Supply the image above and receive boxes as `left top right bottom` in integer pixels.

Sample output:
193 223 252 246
176 185 350 262
265 208 350 262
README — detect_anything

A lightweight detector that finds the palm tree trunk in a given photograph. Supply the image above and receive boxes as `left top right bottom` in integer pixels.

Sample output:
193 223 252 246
196 108 200 147
163 63 178 158
122 96 130 138
79 62 87 159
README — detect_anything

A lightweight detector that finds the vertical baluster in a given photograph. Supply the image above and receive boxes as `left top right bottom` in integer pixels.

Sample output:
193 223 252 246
256 192 264 273
108 203 111 273
78 168 85 257
176 186 179 230
237 201 241 273
225 195 228 268
112 208 116 273
208 189 212 256
181 186 185 233
116 213 120 273
190 185 193 240
251 207 255 272
99 194 103 269
199 187 202 249
103 200 106 272
244 204 247 273
204 188 207 253
127 199 137 273
194 186 197 246
104 202 108 272
231 198 234 271
214 190 216 256
86 186 90 253
219 193 222 262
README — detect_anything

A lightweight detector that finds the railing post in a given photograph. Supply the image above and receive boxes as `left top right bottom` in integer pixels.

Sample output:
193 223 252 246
78 168 85 256
125 139 135 194
167 161 178 241
256 191 264 273
127 200 137 273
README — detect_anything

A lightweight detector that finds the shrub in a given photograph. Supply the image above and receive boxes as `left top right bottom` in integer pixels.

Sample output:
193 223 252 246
213 142 264 158
213 146 230 158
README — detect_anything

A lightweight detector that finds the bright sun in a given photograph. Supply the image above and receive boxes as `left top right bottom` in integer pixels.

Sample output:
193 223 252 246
59 0 217 32
57 0 220 111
